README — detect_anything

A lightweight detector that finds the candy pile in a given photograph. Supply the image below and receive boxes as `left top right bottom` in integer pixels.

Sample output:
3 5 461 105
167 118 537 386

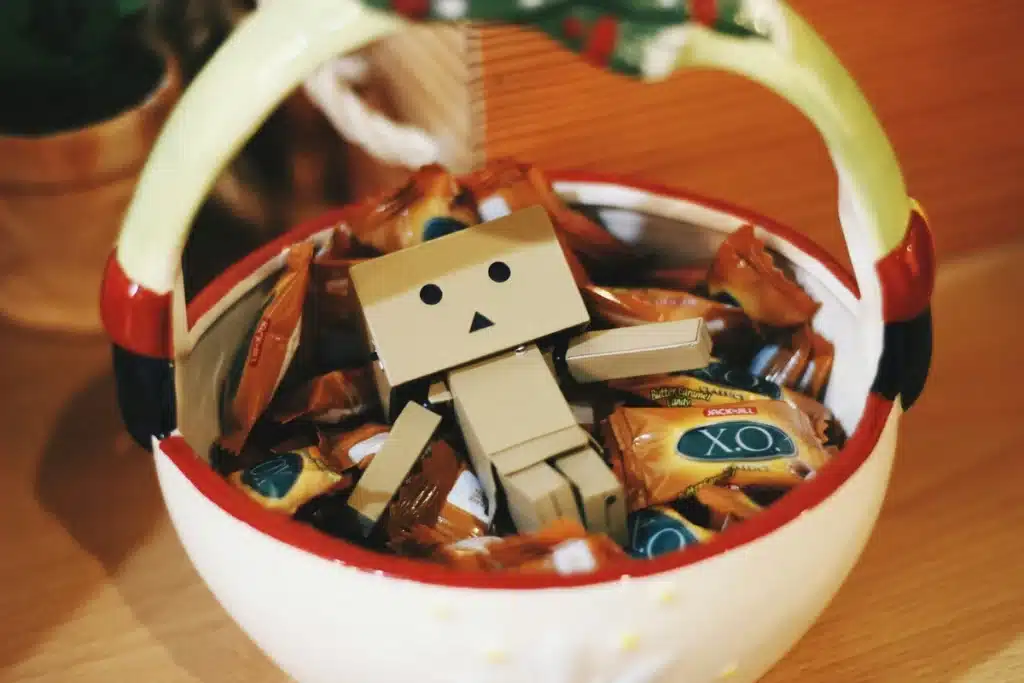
211 160 846 575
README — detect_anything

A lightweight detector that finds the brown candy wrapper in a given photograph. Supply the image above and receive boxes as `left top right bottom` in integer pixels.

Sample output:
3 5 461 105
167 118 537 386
270 367 378 425
609 359 784 408
693 484 764 521
582 285 748 328
308 231 376 371
384 440 491 553
346 164 479 254
641 266 709 292
461 159 637 286
312 227 378 320
604 400 831 512
311 255 371 325
322 225 380 261
426 519 627 574
219 242 315 454
582 284 760 363
462 158 634 267
783 388 845 452
707 225 820 328
750 325 836 399
229 446 351 515
608 358 846 450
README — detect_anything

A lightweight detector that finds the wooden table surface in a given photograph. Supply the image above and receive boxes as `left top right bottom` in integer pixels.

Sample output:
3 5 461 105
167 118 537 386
480 0 1024 267
2 3 1023 682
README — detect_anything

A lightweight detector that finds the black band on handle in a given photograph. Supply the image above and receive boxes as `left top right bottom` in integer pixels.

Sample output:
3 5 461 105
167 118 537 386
870 307 933 411
111 344 177 450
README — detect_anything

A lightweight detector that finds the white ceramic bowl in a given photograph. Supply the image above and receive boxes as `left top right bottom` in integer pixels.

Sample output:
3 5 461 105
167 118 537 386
135 175 918 683
99 3 935 681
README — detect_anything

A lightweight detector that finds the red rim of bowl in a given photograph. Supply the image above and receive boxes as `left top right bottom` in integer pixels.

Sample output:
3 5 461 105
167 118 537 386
171 170 892 590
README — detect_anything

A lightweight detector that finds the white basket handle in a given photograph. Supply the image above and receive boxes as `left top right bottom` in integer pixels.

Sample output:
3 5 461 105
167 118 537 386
101 0 934 447
251 0 441 170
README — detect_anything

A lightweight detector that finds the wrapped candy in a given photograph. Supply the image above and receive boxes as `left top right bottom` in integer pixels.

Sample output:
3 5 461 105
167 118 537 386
425 519 628 574
383 439 492 554
582 284 762 364
706 224 820 328
229 446 351 515
219 242 315 454
270 367 379 425
345 164 479 253
604 401 831 512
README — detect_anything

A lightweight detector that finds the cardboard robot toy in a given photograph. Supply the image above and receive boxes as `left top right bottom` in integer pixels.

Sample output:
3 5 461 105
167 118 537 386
343 205 712 544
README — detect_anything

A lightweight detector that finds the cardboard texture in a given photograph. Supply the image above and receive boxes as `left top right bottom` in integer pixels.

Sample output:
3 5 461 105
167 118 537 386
446 346 584 492
370 359 393 417
502 461 582 532
349 205 589 387
568 401 596 428
565 318 712 383
348 206 644 536
552 448 628 545
345 401 441 533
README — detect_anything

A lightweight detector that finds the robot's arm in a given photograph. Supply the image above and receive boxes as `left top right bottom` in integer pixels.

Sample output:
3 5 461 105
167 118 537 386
557 318 712 384
345 401 440 534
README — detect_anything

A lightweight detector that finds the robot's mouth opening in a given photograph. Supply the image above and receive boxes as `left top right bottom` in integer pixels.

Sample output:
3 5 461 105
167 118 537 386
469 312 494 333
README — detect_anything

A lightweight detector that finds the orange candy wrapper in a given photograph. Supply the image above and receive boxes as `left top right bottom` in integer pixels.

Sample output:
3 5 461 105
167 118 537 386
641 265 709 292
693 484 764 521
311 255 371 324
608 358 845 450
462 158 634 266
750 325 835 399
581 284 761 362
307 230 376 370
345 165 479 254
461 159 640 286
219 242 315 454
582 284 750 329
604 401 831 512
425 519 627 574
707 225 820 328
383 439 492 554
270 367 378 425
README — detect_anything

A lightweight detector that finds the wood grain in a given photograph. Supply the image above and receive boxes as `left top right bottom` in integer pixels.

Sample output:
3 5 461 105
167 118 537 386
480 0 1024 269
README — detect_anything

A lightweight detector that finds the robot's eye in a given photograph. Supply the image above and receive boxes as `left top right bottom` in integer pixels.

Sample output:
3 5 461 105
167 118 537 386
488 261 511 283
419 283 443 305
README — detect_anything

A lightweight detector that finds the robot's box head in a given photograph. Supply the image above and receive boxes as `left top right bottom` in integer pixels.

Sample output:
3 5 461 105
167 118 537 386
350 205 590 387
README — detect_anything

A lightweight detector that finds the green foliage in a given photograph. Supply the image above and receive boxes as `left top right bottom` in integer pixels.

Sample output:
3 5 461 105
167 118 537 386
0 0 163 134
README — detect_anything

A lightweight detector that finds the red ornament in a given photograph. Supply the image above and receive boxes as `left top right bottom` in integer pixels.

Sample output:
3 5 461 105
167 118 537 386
391 0 431 18
562 16 585 40
692 0 718 26
583 16 618 67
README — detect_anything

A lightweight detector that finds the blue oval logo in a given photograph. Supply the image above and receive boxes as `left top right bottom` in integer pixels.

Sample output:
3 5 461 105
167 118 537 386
676 421 795 461
684 361 781 399
423 216 468 241
628 508 701 560
241 452 304 499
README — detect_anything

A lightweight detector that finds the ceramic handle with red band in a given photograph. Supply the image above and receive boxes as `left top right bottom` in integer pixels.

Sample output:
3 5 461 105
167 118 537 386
100 0 934 448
